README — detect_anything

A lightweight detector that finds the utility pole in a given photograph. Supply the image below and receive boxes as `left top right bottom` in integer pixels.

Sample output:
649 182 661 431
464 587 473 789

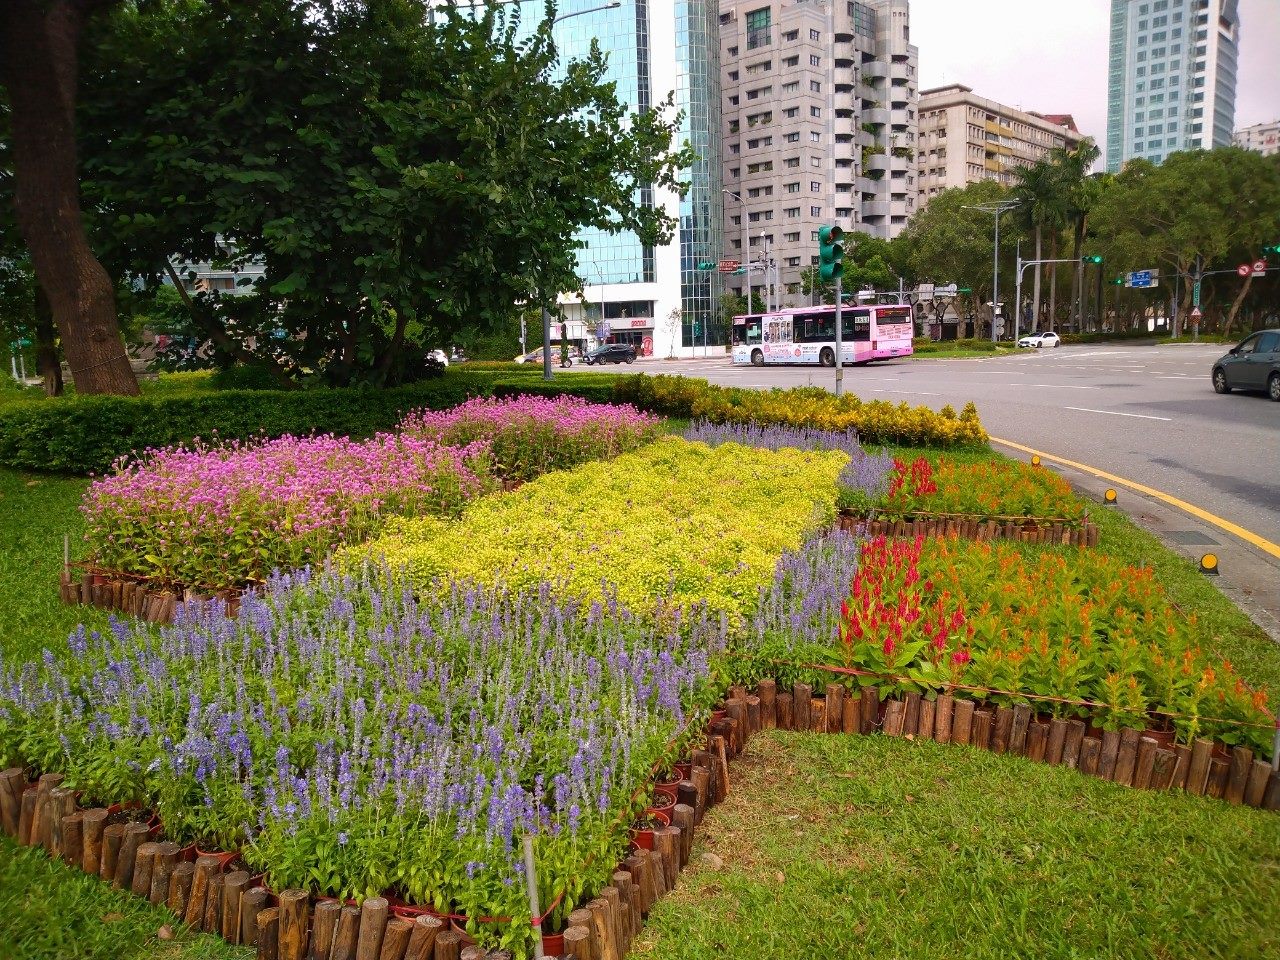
963 200 1020 342
835 276 843 396
542 299 552 381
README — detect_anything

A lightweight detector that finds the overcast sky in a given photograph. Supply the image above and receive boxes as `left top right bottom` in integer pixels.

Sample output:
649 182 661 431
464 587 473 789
911 0 1280 146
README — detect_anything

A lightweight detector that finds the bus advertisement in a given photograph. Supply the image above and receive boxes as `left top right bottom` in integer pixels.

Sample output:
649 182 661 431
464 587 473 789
730 304 914 366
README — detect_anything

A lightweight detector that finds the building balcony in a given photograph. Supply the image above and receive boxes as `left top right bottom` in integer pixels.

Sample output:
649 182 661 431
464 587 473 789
865 152 891 174
863 60 889 79
855 129 876 148
889 151 912 172
833 40 855 63
856 176 877 194
864 107 891 126
891 109 911 129
857 82 879 102
833 115 858 139
863 199 892 218
890 60 913 81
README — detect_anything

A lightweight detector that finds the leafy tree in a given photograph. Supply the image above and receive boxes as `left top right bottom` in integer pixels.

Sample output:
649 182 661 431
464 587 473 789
78 0 693 387
898 181 1021 328
1049 137 1102 330
1091 148 1280 336
1013 158 1067 330
0 1 138 395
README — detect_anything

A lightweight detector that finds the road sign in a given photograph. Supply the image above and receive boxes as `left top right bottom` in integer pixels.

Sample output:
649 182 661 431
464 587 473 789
1237 264 1252 277
1126 269 1158 288
1190 306 1202 320
1192 280 1201 307
1252 259 1267 276
717 259 740 274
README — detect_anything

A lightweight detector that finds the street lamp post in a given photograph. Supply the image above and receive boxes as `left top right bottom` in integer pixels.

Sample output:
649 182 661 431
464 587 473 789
723 189 750 307
1015 254 1081 344
531 0 622 382
964 200 1020 343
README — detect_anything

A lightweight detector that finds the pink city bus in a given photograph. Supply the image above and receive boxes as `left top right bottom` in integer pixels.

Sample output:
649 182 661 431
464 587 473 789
730 303 914 366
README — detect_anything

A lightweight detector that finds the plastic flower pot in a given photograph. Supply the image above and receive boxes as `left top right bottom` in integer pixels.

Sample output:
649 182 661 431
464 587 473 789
674 761 692 781
387 894 444 922
629 809 670 851
541 932 566 955
449 916 477 946
1142 725 1177 749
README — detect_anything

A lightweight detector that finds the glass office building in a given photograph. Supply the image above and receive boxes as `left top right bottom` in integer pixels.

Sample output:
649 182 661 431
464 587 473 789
1106 0 1239 172
511 0 723 355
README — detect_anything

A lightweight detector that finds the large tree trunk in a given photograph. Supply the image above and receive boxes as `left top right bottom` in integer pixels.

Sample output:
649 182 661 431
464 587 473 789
1 0 139 396
1031 224 1042 331
34 284 64 396
1223 274 1253 339
1070 215 1085 333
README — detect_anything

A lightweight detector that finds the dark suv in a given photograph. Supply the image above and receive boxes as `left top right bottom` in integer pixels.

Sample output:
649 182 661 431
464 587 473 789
1212 330 1280 401
584 343 637 365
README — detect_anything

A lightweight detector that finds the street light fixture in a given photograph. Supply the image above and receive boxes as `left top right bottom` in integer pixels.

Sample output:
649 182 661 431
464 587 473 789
722 189 752 309
963 200 1020 343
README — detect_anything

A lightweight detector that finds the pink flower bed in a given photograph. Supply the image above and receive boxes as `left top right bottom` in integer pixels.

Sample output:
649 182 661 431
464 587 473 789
82 434 494 590
399 394 663 482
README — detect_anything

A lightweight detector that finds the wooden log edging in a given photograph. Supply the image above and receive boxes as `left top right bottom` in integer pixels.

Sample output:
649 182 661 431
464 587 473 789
837 512 1100 548
749 681 1279 813
3 685 1273 960
59 569 245 626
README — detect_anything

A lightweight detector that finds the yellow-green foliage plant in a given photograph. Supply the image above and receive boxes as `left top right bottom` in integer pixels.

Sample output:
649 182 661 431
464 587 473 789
349 436 848 623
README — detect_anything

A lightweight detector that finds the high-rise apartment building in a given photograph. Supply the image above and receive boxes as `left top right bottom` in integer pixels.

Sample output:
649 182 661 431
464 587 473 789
719 0 918 302
515 1 723 356
1234 119 1280 157
917 85 1082 208
1105 0 1239 173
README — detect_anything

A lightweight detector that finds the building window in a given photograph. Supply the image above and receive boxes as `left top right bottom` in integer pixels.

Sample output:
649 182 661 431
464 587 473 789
810 131 821 142
810 107 821 118
785 232 800 242
811 157 821 168
783 29 798 41
810 80 821 93
786 256 801 268
785 182 800 193
810 180 821 191
785 207 800 218
809 55 821 67
729 95 739 106
728 46 738 56
784 157 800 168
746 7 771 49
810 29 820 41
783 107 798 118
784 132 800 143
810 206 822 217
782 81 798 93
783 55 799 67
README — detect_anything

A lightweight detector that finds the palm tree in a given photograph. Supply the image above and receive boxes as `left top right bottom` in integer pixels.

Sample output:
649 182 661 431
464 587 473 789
1013 159 1065 331
1050 138 1102 331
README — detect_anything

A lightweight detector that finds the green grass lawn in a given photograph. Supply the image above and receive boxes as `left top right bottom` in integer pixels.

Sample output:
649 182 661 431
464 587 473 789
635 731 1280 960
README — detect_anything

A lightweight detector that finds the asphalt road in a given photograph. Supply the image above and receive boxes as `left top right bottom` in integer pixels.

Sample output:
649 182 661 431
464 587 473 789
625 344 1280 551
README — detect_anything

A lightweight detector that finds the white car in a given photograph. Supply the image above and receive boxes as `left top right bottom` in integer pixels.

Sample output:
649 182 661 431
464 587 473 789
1018 331 1061 349
428 349 449 367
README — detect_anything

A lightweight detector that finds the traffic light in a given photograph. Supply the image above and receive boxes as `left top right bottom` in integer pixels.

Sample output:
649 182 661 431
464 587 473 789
1112 276 1124 285
1262 244 1280 257
818 224 844 282
697 261 716 271
1082 255 1103 264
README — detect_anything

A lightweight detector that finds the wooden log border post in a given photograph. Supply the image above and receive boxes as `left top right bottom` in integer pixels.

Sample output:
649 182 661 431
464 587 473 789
1 680 1275 960
837 512 1100 548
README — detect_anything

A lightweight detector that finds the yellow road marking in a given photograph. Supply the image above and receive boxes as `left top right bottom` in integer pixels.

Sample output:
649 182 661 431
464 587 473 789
990 436 1280 560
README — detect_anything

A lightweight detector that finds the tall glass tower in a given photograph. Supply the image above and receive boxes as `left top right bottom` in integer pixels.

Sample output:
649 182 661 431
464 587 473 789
1106 0 1239 173
511 0 724 356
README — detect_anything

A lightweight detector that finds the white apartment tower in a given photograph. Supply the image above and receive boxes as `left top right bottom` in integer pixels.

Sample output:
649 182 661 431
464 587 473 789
719 0 918 302
1234 120 1280 158
1105 0 1240 173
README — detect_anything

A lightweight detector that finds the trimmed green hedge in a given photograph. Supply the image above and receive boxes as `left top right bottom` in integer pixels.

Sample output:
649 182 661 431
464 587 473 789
0 367 989 475
0 375 502 474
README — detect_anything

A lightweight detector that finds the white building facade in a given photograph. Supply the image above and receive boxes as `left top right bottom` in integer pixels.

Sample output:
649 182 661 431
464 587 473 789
1234 119 1280 157
1105 0 1240 173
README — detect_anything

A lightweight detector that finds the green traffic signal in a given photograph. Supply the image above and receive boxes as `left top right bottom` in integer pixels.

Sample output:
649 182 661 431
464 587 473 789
1112 277 1124 285
1262 244 1280 256
1082 255 1103 264
697 261 716 271
818 224 844 282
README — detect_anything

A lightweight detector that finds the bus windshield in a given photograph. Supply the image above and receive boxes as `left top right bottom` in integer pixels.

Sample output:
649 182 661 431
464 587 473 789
732 315 763 345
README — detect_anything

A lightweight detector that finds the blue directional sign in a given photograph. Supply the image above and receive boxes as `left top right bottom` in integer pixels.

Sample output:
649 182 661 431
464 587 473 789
1126 269 1159 289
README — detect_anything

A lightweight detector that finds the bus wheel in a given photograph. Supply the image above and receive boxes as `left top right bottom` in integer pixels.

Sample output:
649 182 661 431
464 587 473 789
751 349 764 366
820 347 835 367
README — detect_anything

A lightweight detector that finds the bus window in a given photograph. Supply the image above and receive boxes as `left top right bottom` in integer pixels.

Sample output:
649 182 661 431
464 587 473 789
732 316 763 345
841 308 871 341
794 312 835 342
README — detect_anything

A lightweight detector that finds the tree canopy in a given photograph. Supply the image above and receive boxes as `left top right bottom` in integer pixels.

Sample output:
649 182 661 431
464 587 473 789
77 0 692 386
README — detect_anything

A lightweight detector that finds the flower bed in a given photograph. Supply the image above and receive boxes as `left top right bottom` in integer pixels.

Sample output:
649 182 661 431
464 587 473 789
748 535 1273 755
401 395 662 483
0 567 724 954
614 375 988 448
353 436 849 624
78 433 496 592
840 455 1089 525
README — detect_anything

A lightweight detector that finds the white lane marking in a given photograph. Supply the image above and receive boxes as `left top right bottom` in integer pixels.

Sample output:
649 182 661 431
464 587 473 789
1026 383 1097 389
873 389 940 396
1158 375 1206 380
1064 406 1172 421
